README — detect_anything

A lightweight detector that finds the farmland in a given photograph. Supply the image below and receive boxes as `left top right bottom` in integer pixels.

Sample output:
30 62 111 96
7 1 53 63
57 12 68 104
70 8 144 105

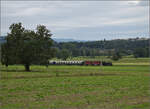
0 57 150 109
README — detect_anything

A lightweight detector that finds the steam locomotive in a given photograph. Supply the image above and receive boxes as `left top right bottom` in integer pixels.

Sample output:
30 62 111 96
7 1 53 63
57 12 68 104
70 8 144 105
49 60 112 66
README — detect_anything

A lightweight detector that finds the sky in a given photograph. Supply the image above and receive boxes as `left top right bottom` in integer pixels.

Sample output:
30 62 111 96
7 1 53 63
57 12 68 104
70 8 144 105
1 0 149 41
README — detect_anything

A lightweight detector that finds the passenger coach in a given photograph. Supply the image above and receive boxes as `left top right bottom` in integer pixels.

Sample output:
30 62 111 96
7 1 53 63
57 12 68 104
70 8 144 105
49 60 112 66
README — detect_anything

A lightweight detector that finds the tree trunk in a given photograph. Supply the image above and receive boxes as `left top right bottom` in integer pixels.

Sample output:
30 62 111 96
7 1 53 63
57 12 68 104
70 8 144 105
25 64 30 71
5 63 8 67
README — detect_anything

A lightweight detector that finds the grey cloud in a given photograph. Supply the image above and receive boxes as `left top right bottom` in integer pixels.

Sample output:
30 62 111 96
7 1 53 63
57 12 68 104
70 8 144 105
1 1 149 40
127 0 149 7
138 0 149 6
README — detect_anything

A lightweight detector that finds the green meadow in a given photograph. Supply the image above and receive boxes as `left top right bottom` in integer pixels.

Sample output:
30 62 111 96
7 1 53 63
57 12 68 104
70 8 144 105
0 57 150 109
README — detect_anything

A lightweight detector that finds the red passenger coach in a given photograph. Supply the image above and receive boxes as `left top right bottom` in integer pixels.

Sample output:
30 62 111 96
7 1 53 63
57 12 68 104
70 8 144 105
92 61 101 65
85 61 92 65
84 61 101 66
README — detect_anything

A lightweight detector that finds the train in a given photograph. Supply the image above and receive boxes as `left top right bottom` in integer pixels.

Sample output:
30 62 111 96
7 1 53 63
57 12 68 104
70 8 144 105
49 60 112 66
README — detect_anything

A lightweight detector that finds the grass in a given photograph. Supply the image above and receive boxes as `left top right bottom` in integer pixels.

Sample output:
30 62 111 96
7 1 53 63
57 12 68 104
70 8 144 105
0 57 150 109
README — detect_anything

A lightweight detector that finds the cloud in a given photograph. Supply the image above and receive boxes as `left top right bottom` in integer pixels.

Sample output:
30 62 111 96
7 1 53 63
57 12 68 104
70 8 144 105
127 0 149 6
1 1 149 40
9 8 46 17
43 5 148 32
138 0 149 6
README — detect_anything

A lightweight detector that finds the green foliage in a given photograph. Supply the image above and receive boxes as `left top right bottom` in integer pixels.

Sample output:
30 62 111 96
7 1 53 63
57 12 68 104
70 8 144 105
111 51 122 61
1 23 55 71
133 47 149 58
56 49 70 60
54 38 149 58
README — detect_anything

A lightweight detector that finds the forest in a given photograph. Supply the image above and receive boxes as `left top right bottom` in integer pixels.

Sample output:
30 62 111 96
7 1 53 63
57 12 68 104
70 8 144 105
53 38 150 59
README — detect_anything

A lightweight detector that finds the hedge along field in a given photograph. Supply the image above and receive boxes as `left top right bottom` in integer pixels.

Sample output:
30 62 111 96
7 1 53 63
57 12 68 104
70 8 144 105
69 56 150 64
0 58 150 109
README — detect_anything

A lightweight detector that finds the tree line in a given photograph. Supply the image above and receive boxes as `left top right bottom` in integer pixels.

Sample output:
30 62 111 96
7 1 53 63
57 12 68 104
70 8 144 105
0 22 149 71
53 38 149 60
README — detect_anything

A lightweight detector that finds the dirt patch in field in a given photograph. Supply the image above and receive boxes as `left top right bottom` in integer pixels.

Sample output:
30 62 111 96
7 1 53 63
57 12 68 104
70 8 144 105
119 96 149 105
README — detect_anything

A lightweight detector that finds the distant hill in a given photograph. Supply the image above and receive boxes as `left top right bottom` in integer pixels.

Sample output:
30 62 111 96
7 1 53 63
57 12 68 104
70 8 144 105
0 36 6 44
0 36 85 43
53 37 150 57
52 38 86 42
0 35 149 57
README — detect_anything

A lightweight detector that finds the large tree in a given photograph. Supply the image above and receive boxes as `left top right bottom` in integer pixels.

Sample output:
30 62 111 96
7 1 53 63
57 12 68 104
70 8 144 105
1 23 55 71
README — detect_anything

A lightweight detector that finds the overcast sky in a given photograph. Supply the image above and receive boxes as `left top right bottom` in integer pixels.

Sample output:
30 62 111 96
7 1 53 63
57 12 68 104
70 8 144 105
1 0 149 40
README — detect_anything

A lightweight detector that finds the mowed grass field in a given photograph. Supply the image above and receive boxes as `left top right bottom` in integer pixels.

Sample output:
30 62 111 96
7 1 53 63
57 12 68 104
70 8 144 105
0 57 150 109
